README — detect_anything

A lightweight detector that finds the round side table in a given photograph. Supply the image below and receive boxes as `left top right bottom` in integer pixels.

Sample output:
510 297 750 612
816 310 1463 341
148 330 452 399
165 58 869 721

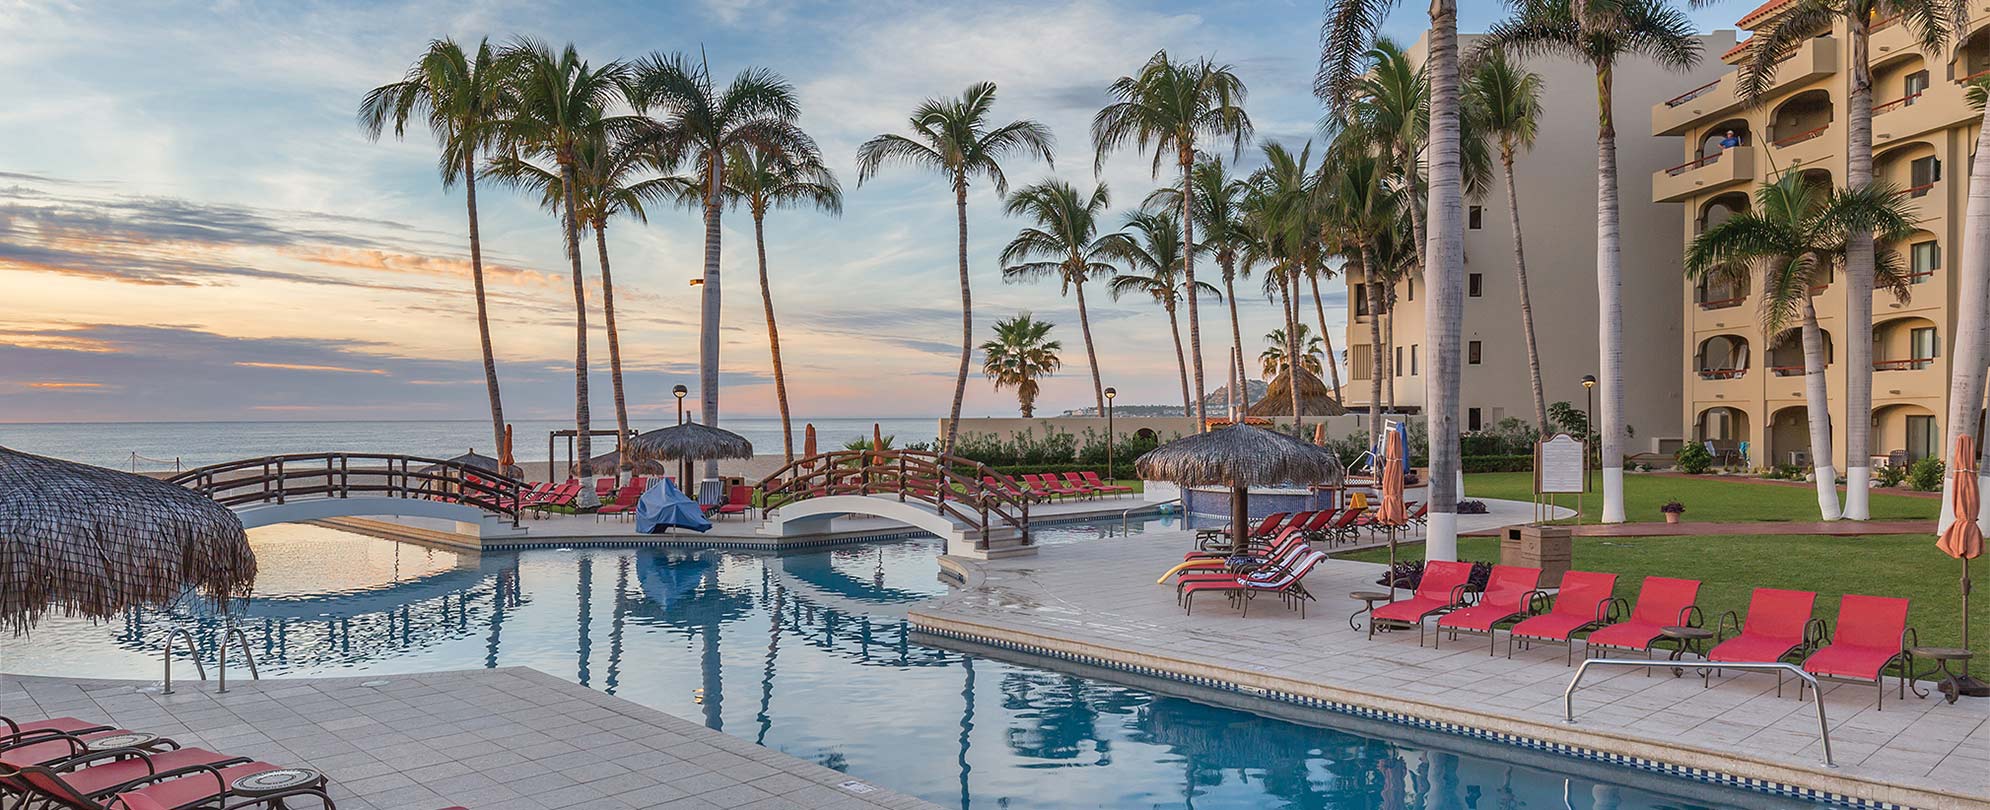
85 732 161 752
1660 626 1715 679
1909 647 1975 704
1350 591 1393 637
230 768 325 810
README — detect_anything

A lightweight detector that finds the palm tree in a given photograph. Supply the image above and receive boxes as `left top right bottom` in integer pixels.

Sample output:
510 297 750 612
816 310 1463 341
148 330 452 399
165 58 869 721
1093 51 1253 429
1105 211 1221 417
721 145 842 467
1241 140 1319 431
1261 324 1326 378
1465 49 1550 436
999 180 1117 414
1144 158 1270 402
980 314 1063 417
1322 0 1466 559
1341 39 1431 271
1318 138 1401 441
494 39 635 506
359 38 512 459
1944 80 1990 528
626 52 812 481
1485 0 1699 526
856 83 1055 455
1687 173 1916 520
1723 0 1964 519
485 133 669 477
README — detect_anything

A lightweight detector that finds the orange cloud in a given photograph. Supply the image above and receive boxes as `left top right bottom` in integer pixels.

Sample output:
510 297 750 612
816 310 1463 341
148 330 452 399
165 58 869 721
291 247 558 289
234 361 387 374
25 381 105 389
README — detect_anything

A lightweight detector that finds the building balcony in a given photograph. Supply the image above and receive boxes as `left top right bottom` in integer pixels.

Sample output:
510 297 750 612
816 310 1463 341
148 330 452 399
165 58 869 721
1770 364 1807 378
1873 78 1973 148
1654 147 1754 203
1653 37 1835 136
1874 357 1937 372
1696 368 1748 381
1697 294 1746 311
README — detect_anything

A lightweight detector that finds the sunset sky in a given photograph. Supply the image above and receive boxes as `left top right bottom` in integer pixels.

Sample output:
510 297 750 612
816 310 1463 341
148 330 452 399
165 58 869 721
0 0 1749 423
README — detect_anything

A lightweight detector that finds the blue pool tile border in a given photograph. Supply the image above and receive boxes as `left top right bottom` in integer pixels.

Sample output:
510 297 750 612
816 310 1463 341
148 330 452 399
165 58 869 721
486 529 934 552
911 625 1917 810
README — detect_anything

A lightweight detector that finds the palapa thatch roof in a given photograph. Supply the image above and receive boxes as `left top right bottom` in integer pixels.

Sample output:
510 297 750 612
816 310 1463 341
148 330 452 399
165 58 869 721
1246 366 1347 417
0 446 255 633
422 450 523 479
623 422 755 463
1133 423 1347 487
573 449 671 476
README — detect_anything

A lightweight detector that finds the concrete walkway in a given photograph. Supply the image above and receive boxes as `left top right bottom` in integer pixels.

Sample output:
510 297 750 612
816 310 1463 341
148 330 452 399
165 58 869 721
911 532 1989 810
0 668 939 810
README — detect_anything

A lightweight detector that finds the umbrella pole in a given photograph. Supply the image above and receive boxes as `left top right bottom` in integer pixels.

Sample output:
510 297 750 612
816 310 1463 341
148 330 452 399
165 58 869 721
1388 527 1397 601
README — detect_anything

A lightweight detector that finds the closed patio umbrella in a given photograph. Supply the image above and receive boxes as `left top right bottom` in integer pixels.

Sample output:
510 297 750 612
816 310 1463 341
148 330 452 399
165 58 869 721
1937 434 1987 696
0 447 256 633
1378 421 1408 598
803 424 817 460
1134 423 1345 551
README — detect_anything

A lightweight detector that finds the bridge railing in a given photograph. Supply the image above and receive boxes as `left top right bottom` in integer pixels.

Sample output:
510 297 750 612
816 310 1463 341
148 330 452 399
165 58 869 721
169 453 527 527
754 450 1031 549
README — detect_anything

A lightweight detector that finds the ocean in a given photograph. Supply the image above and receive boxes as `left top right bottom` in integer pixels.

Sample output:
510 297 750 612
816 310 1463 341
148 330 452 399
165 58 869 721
0 417 941 472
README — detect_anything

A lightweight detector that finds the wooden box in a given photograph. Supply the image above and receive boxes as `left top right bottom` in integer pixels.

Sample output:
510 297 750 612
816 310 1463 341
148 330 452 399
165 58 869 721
1502 524 1572 587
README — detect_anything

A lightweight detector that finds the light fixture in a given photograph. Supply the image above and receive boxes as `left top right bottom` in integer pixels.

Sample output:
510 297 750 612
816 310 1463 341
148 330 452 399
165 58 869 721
689 278 704 286
1580 374 1597 389
1104 387 1116 400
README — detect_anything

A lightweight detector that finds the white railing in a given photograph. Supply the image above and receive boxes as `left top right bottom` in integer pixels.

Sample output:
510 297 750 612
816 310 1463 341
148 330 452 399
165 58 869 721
1564 658 1834 767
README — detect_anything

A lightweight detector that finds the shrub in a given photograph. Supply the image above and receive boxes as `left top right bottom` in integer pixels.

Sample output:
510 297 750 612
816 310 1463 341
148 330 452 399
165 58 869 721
1909 457 1945 492
1456 499 1489 514
1877 463 1908 488
1660 500 1685 515
1379 560 1493 590
1461 455 1532 473
1673 442 1713 474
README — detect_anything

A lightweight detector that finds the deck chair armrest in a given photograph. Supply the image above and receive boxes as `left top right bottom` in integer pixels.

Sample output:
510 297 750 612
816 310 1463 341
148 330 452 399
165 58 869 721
1450 583 1474 607
1714 610 1742 643
1678 604 1705 629
0 731 88 757
115 761 230 796
1901 626 1919 653
50 747 156 780
1803 617 1829 651
1526 590 1552 616
1600 597 1628 625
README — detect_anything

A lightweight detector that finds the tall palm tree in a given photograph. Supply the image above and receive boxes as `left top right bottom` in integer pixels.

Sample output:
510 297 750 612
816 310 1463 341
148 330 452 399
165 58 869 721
1322 0 1466 559
1486 0 1699 525
1242 140 1319 432
856 82 1055 455
1687 173 1915 520
1723 0 1963 519
721 145 842 466
1093 51 1253 429
1319 141 1402 442
980 314 1063 417
1144 158 1269 402
1106 211 1220 417
1944 80 1990 529
626 52 812 481
486 133 670 477
1341 39 1431 271
999 180 1117 413
1261 324 1326 378
494 39 635 506
359 38 512 459
1465 49 1550 435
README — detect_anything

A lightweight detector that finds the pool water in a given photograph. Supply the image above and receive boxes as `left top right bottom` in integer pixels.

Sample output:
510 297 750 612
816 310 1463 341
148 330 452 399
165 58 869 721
1 522 1815 810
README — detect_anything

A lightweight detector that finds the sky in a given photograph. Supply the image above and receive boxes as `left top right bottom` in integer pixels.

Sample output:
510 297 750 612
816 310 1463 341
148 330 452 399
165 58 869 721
0 0 1754 423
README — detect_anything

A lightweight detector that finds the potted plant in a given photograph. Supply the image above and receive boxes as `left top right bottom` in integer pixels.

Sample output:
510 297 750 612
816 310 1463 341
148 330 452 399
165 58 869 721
1660 501 1685 524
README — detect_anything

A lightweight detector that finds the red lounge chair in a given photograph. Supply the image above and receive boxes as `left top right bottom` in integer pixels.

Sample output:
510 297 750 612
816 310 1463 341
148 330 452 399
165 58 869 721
1040 474 1093 500
1079 471 1135 496
1321 509 1365 545
1172 535 1311 593
1060 472 1106 498
1708 588 1822 691
0 730 175 774
19 752 310 810
1180 548 1328 616
1437 565 1544 654
4 746 253 807
596 484 644 520
1584 576 1703 659
1251 512 1293 539
1509 571 1620 664
529 481 581 517
0 717 111 746
712 485 754 519
1801 595 1916 710
1370 560 1475 644
982 476 1036 502
1018 474 1060 501
1293 509 1338 541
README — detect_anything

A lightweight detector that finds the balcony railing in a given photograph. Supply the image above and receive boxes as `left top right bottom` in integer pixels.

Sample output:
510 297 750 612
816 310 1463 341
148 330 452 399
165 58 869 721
1666 152 1724 176
1872 12 1902 31
1874 92 1923 115
1697 368 1748 380
1666 79 1721 107
1697 294 1747 310
1906 181 1936 198
1772 125 1829 148
1957 66 1990 85
1906 269 1936 284
1771 365 1806 377
1874 357 1935 371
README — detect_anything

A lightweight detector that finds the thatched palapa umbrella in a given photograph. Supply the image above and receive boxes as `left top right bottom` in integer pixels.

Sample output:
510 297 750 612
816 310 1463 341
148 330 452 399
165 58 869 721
1246 366 1348 417
0 447 255 633
573 449 670 477
1134 424 1345 550
624 422 754 502
424 449 524 479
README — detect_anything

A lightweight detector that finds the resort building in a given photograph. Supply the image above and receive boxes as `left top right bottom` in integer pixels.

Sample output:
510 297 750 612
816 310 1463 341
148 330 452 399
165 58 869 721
1342 31 1734 451
1662 7 1990 469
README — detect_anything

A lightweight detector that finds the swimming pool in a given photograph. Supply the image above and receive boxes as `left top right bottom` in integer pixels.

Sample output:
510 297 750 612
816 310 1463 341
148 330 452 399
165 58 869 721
1 522 1817 809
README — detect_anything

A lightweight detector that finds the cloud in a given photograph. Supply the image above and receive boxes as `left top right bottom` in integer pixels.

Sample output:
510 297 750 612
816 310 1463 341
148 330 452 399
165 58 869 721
23 381 104 390
233 361 389 374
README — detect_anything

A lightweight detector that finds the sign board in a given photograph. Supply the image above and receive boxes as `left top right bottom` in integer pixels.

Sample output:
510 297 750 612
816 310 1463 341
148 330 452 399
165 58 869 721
1535 433 1587 494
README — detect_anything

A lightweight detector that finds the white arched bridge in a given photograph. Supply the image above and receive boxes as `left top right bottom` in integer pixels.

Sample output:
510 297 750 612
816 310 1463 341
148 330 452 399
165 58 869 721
754 450 1037 558
169 453 528 532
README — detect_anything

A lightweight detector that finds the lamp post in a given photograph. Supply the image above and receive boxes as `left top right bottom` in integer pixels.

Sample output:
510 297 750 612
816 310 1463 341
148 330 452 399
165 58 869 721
672 384 690 489
1581 375 1597 497
1104 387 1117 483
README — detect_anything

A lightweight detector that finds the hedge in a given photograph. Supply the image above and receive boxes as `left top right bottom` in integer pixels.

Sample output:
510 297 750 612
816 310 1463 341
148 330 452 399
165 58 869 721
1460 455 1533 473
986 463 1126 477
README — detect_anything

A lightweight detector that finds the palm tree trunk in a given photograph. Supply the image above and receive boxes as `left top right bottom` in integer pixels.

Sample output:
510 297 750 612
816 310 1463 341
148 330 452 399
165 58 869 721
1940 100 1990 533
1367 275 1386 444
1180 151 1207 429
1423 0 1464 560
753 212 795 466
1594 59 1626 524
1167 302 1191 418
1223 256 1247 406
1074 277 1104 414
944 179 972 456
560 162 596 507
697 154 730 488
1502 150 1549 435
594 222 631 483
1382 298 1395 415
1309 270 1344 402
1283 273 1301 435
1801 295 1843 520
1843 21 1876 519
462 154 506 460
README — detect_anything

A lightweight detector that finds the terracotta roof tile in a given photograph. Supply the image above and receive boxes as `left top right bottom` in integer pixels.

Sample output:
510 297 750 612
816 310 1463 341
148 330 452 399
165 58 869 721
1737 0 1793 29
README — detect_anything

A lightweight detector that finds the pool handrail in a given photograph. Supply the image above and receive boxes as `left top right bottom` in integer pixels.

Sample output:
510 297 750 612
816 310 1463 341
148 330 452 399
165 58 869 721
160 627 205 695
1125 498 1178 534
1564 658 1833 767
216 625 260 693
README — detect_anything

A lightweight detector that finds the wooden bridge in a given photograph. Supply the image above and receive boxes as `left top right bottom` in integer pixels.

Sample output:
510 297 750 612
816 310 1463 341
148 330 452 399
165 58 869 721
169 453 528 530
754 450 1035 558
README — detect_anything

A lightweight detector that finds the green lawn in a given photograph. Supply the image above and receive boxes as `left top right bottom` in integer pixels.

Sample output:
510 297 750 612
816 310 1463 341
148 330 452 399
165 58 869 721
1465 471 1941 523
1342 534 1987 658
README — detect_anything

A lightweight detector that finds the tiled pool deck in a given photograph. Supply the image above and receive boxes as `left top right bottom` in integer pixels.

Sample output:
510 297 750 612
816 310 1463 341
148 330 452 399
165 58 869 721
910 533 1990 810
0 668 940 810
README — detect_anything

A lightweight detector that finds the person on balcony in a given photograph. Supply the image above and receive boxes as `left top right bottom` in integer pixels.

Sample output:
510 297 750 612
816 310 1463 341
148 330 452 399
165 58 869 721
1719 129 1742 150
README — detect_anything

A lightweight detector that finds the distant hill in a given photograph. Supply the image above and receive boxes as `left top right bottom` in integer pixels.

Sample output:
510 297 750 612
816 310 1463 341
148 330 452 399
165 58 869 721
1060 379 1268 417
